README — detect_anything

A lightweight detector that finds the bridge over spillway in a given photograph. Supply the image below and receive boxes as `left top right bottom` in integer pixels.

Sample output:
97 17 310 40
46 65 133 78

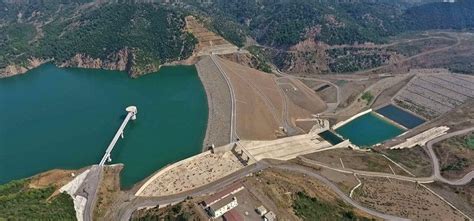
99 106 138 166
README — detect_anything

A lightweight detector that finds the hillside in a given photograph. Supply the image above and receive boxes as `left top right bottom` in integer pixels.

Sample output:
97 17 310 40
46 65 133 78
0 179 75 220
404 0 474 30
0 1 196 77
185 0 474 75
1 0 473 78
190 0 404 47
194 0 474 48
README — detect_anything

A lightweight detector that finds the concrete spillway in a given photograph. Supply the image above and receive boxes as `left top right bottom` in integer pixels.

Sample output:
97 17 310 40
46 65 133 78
99 106 137 166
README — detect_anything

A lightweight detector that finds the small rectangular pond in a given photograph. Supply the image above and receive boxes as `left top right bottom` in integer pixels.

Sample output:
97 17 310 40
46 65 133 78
318 130 344 145
335 112 405 148
375 104 425 129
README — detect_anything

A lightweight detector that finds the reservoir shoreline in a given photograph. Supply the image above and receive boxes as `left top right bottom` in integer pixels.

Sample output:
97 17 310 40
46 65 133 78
0 64 208 187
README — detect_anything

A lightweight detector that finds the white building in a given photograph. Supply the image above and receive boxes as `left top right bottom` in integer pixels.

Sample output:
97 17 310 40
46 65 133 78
256 205 268 216
209 196 238 218
263 211 277 221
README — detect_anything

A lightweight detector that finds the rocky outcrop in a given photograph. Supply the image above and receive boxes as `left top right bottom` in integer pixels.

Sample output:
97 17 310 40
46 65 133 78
0 58 47 78
0 49 163 79
60 48 160 78
129 63 160 78
61 48 132 73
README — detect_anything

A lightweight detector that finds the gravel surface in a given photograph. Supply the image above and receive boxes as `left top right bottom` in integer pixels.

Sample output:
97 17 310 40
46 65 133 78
137 151 243 197
394 72 474 119
196 56 232 149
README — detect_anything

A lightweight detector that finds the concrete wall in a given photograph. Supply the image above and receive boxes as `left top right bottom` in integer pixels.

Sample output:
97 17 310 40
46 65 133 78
333 109 372 130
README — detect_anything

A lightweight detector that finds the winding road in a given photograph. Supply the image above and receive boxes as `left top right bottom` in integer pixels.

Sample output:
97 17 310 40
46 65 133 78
274 70 342 114
352 33 461 75
114 128 474 221
425 127 474 185
300 127 474 186
116 160 409 221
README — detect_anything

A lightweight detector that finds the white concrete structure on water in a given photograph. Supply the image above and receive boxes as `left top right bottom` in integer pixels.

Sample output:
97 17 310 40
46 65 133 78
99 106 137 166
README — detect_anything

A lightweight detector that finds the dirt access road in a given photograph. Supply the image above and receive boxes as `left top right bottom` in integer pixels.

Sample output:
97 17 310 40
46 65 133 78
116 160 408 221
426 127 474 185
352 33 461 75
300 127 474 186
112 129 474 221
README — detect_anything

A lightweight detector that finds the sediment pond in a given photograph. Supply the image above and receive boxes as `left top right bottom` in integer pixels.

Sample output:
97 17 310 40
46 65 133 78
0 64 208 187
375 104 425 129
335 112 405 148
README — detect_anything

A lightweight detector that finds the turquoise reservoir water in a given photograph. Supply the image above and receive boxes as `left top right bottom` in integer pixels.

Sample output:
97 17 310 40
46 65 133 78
318 130 344 145
335 112 405 148
0 64 208 187
375 104 425 129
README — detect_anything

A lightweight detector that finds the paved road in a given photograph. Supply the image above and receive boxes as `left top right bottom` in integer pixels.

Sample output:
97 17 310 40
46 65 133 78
117 162 266 221
114 128 474 221
299 157 435 184
300 128 474 186
78 165 102 221
270 163 410 221
274 78 299 135
116 160 409 221
353 33 461 75
425 127 474 185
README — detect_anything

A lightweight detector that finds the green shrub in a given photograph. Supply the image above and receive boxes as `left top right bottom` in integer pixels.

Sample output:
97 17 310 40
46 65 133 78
0 179 75 220
361 92 374 103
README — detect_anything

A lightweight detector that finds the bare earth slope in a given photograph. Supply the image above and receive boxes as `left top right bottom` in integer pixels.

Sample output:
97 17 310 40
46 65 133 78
215 56 326 140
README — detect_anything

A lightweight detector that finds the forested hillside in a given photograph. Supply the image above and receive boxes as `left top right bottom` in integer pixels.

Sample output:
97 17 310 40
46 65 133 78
190 0 404 47
0 179 75 220
1 0 473 77
0 1 196 77
404 0 474 30
190 0 474 48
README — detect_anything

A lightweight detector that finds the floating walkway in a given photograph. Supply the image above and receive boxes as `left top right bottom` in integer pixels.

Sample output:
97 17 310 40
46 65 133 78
99 106 137 166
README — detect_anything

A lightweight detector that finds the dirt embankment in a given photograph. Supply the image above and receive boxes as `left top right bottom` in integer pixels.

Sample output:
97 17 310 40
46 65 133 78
28 167 87 199
379 146 433 177
29 169 80 190
94 164 123 220
354 177 467 221
244 167 379 220
218 57 283 140
303 149 410 175
216 56 326 140
427 182 474 219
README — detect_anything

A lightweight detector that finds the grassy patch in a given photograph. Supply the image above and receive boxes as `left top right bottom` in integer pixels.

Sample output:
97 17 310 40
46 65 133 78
381 146 432 177
361 92 374 104
438 133 474 151
248 46 273 73
0 179 75 220
441 158 469 172
292 191 374 221
466 136 474 150
131 201 198 221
